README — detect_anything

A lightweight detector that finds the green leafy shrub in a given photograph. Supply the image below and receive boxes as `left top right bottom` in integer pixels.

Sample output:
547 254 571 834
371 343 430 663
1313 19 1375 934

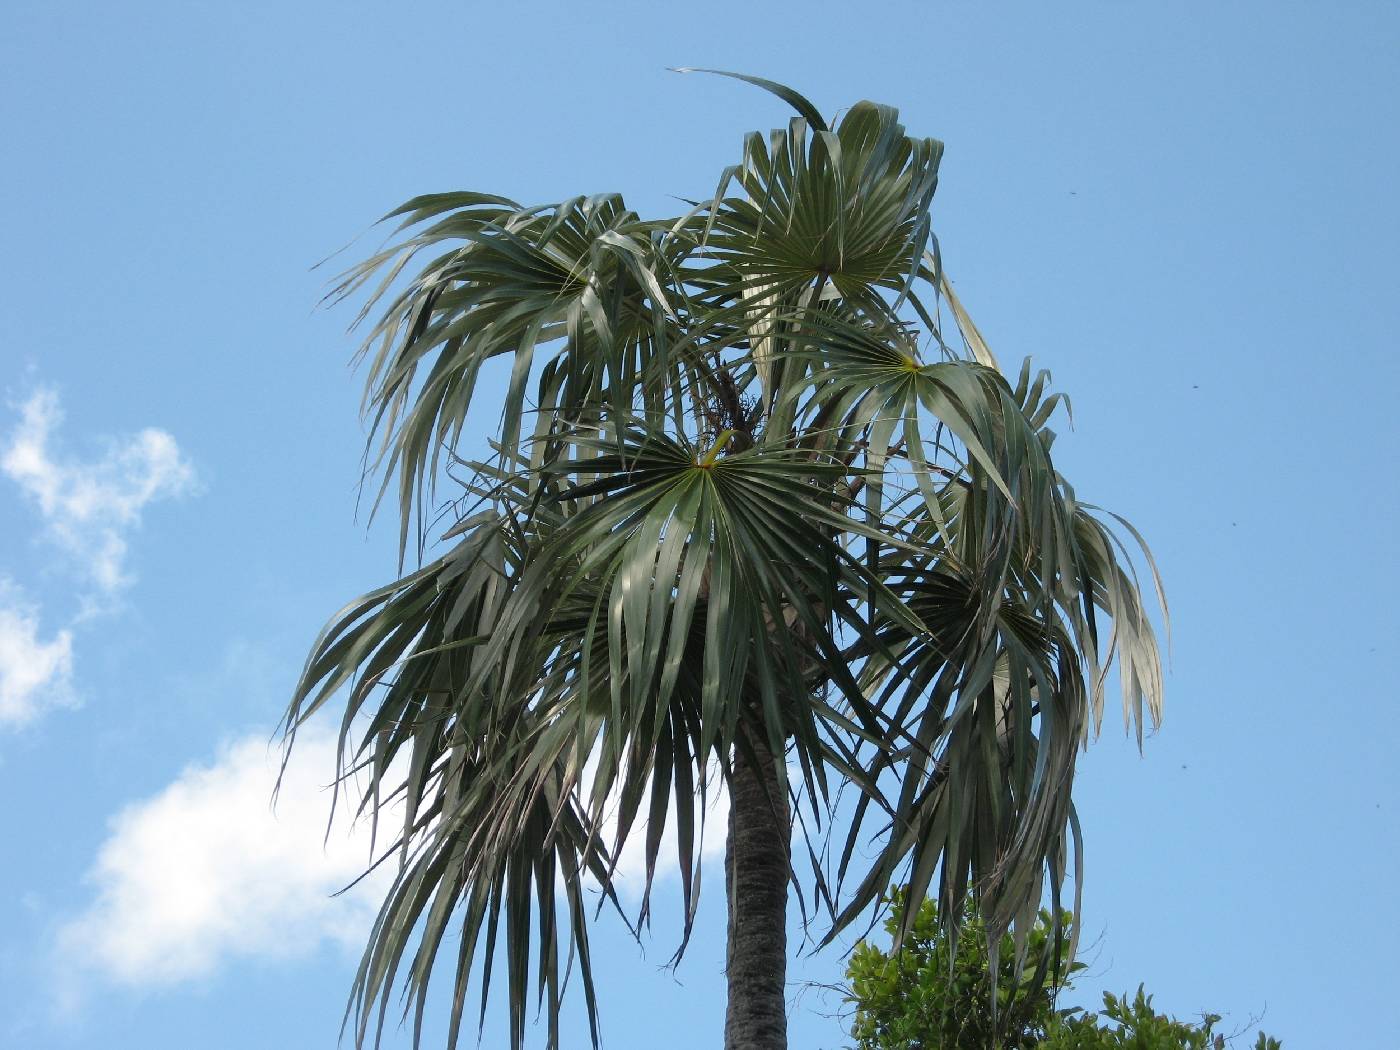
1041 987 1281 1049
845 890 1281 1050
847 889 1082 1049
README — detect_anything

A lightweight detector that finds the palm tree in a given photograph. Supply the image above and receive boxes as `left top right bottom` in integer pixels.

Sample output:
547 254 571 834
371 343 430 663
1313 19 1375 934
283 72 1165 1050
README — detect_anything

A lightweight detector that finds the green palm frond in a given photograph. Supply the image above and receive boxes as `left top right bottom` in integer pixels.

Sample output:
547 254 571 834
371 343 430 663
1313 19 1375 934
285 75 1166 1050
331 193 687 557
696 99 941 302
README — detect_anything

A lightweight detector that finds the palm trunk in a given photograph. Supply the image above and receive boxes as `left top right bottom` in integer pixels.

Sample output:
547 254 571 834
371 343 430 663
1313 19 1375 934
723 729 791 1050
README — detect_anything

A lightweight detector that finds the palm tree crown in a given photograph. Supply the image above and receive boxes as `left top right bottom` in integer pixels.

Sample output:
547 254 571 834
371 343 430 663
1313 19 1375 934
284 72 1165 1050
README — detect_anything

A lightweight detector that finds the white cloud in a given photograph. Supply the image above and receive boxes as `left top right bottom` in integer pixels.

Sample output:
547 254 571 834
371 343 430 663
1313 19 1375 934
0 386 195 732
58 725 734 992
0 580 74 727
57 726 390 988
2 387 195 594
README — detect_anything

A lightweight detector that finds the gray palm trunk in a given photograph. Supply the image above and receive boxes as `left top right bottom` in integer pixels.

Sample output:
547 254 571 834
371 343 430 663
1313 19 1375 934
724 728 792 1050
716 359 793 1049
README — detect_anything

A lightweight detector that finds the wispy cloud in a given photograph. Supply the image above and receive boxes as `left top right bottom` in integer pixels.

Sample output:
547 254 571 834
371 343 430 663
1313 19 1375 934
0 580 74 728
0 386 194 730
2 387 195 595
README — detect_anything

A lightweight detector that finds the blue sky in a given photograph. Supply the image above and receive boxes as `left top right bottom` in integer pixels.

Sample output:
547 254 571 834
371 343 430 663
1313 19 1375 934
1 2 1397 1047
